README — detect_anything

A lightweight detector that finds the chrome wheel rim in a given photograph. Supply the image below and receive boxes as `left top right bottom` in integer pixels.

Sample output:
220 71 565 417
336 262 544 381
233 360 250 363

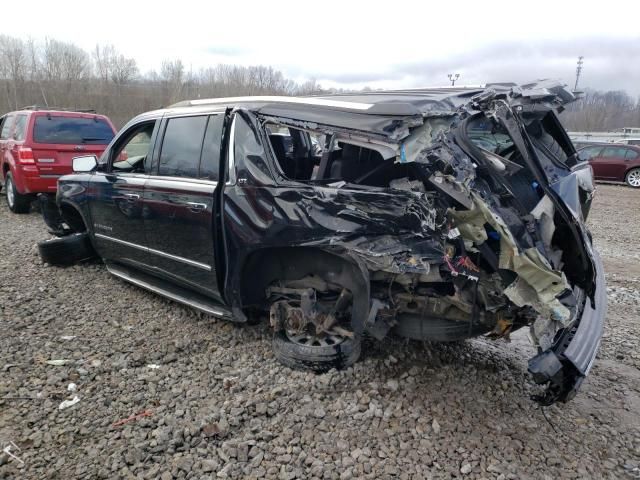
6 177 15 207
627 170 640 187
286 330 347 348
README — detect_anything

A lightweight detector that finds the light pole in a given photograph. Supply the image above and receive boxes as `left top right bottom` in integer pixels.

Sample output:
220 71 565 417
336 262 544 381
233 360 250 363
574 56 584 91
448 73 460 86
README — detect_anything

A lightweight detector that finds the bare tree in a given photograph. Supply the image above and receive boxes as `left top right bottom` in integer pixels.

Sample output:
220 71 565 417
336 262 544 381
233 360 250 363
42 38 65 82
161 59 185 103
0 35 28 108
60 43 89 83
111 54 138 86
93 44 116 83
562 89 640 131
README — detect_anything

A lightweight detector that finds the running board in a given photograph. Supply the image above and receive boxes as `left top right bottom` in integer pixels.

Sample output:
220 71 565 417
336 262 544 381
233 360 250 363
105 262 233 320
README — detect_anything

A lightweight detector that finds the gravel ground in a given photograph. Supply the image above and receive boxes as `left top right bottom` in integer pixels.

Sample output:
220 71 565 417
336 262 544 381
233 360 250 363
1 184 639 480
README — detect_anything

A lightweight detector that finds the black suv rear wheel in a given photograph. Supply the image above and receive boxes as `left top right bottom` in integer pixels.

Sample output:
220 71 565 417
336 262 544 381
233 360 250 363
5 172 32 213
272 330 361 372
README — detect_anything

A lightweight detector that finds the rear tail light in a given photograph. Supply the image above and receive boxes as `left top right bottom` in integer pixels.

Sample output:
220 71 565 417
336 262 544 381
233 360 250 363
16 147 35 164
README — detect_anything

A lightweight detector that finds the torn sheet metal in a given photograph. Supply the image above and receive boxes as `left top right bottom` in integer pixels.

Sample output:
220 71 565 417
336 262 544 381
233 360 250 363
333 235 441 275
551 166 596 221
531 195 563 269
399 117 455 163
449 192 571 324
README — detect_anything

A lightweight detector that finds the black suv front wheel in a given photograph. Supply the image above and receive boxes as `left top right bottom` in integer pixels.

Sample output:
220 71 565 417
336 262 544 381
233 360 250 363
5 172 32 213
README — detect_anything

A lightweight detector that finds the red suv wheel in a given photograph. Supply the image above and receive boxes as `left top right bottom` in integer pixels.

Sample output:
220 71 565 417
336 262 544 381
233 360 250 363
5 172 32 213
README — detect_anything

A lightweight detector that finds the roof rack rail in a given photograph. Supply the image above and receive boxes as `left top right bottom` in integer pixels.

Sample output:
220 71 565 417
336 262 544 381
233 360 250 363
20 105 97 113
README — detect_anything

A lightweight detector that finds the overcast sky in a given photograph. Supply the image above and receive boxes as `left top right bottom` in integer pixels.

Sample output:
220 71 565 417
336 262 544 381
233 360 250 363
4 0 640 95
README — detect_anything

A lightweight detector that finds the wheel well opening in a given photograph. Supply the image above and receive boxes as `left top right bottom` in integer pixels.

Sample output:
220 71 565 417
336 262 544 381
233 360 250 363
60 204 87 233
239 247 370 333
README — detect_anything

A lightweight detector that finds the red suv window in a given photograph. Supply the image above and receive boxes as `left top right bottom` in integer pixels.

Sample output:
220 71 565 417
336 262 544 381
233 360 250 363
0 114 15 140
13 115 29 141
33 116 115 145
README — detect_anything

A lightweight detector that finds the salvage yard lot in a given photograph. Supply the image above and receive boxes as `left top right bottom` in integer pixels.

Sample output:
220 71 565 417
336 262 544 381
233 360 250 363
1 184 639 479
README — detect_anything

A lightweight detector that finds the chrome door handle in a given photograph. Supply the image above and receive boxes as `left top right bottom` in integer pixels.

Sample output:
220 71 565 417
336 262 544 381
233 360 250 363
186 202 207 212
124 193 140 201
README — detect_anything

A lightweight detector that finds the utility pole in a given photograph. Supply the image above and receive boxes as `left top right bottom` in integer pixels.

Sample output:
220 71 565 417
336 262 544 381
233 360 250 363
448 73 460 86
574 56 584 91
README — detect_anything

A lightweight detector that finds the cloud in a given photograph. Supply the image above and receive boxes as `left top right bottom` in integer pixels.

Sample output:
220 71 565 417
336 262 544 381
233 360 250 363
308 36 640 96
204 45 250 57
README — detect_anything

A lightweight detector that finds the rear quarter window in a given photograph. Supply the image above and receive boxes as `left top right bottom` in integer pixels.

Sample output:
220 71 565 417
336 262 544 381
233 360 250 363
13 115 28 141
33 116 115 145
625 149 640 160
0 115 15 140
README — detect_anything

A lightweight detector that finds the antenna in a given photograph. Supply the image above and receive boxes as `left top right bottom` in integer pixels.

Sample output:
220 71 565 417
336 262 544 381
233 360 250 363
574 56 584 91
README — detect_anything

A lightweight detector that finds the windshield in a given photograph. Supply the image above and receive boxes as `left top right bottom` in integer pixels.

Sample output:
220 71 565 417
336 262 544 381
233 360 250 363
33 116 115 145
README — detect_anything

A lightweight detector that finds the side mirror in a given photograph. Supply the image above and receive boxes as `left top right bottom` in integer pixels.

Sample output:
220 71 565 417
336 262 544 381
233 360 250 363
72 155 98 173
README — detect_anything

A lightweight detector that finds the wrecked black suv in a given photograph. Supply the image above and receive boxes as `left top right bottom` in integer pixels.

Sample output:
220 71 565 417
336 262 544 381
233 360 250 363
39 80 606 405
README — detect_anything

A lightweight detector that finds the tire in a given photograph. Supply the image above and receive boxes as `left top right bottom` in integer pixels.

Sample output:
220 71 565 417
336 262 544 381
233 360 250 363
393 314 491 342
272 330 361 372
625 168 640 188
38 233 96 266
5 172 32 213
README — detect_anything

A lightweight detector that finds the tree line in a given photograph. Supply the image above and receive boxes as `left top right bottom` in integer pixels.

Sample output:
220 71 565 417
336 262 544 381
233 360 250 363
560 89 640 132
0 35 321 127
1 34 638 131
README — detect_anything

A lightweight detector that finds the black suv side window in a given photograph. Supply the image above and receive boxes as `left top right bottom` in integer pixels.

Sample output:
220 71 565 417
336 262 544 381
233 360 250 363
159 116 208 178
0 115 15 140
199 114 224 181
111 121 157 174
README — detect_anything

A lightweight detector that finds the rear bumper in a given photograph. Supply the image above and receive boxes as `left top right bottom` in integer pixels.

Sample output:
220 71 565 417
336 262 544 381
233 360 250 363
12 166 60 194
22 176 59 194
528 249 606 405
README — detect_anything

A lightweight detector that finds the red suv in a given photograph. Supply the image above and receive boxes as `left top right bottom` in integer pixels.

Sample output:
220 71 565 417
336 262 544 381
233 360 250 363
0 108 116 213
578 144 640 188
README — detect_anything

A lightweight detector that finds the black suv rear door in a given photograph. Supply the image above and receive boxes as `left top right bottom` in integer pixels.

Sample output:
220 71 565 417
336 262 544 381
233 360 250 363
142 113 225 302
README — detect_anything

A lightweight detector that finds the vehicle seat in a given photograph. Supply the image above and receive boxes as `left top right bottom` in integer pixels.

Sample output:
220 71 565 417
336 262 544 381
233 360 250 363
330 143 361 182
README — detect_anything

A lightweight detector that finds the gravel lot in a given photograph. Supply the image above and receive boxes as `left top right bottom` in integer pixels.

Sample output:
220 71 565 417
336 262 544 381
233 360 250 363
1 184 639 480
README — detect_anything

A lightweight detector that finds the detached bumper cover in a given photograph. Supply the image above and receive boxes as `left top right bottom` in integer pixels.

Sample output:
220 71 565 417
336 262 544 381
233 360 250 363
528 249 606 405
37 193 71 236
